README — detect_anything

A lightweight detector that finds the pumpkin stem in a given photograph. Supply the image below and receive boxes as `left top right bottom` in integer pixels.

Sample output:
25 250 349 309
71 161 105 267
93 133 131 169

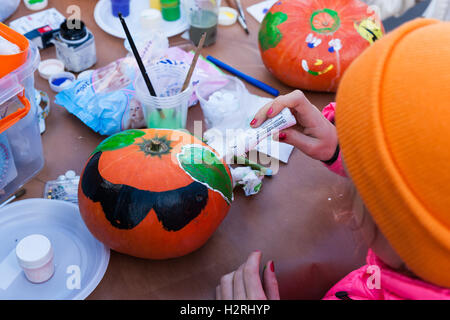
150 139 163 152
148 139 170 153
137 136 172 157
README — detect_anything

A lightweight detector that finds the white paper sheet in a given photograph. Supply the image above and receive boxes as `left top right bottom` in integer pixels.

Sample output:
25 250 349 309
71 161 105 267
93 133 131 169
246 0 277 23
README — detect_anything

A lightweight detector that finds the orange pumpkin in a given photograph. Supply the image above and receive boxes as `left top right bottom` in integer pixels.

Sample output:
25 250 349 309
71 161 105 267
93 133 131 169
258 0 384 92
78 129 233 259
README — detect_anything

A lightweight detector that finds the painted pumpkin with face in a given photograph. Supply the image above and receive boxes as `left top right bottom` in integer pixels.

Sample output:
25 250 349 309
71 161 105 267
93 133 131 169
258 0 384 92
78 129 233 259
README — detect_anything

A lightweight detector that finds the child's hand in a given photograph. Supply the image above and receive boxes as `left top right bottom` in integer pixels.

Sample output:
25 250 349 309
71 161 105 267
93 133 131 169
216 251 280 300
251 90 338 162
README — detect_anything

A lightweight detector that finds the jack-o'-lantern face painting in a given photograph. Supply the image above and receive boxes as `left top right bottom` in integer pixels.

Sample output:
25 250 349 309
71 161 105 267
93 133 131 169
258 0 384 92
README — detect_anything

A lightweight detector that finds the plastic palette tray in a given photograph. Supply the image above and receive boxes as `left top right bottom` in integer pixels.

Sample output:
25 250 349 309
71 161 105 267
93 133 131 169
0 199 109 300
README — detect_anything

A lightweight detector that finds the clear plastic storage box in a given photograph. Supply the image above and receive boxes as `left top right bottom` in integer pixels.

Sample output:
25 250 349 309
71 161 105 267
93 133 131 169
0 23 44 203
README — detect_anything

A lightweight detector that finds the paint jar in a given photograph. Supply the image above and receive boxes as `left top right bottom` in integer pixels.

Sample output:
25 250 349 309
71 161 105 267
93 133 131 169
160 0 180 21
134 62 191 129
184 0 219 46
16 234 55 283
111 0 130 17
53 19 97 73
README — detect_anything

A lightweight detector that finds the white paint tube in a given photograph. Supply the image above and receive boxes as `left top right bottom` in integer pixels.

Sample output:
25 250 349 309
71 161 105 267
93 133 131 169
224 107 297 158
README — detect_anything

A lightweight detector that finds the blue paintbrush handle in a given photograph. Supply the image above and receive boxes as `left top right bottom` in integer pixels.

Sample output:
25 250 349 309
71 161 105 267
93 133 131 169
206 55 279 97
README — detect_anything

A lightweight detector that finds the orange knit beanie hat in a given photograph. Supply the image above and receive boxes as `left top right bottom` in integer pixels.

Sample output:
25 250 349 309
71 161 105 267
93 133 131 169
336 19 450 287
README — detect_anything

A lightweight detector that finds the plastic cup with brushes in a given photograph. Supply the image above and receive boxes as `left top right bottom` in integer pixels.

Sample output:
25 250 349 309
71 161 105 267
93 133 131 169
134 32 206 129
119 12 207 129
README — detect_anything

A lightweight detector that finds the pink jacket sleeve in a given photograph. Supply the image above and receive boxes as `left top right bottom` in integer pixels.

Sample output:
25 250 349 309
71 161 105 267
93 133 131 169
322 103 346 178
322 250 450 300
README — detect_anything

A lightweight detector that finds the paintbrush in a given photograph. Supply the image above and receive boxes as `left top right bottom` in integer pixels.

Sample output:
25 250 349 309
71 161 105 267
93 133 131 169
0 189 26 209
117 12 165 119
182 32 207 92
173 33 207 119
234 0 249 34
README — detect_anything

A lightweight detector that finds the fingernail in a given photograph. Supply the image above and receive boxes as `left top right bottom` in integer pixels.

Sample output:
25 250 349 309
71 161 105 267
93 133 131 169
250 118 257 126
279 132 287 140
267 108 273 116
270 261 275 272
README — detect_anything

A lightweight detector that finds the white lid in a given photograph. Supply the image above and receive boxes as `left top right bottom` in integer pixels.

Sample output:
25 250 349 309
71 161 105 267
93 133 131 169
139 9 163 32
77 69 94 80
65 170 76 179
16 234 53 269
24 0 48 11
48 71 76 93
38 59 65 80
141 9 162 21
219 7 238 26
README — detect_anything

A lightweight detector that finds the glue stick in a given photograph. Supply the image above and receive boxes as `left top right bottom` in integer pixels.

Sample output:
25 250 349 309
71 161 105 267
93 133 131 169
224 108 297 158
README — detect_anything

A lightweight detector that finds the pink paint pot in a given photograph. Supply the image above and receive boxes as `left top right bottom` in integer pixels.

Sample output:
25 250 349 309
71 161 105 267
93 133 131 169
15 234 55 284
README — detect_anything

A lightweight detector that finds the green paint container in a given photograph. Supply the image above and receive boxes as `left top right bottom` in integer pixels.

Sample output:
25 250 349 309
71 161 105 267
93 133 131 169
160 0 180 21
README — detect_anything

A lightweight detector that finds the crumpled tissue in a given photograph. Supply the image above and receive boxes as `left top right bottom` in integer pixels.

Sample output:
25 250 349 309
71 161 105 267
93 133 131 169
231 166 263 196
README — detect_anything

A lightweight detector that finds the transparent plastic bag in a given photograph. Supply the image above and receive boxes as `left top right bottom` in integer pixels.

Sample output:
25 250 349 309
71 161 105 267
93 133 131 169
55 37 168 135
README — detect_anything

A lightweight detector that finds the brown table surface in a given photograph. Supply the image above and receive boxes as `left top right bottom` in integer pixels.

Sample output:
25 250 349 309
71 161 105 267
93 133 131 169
6 0 366 299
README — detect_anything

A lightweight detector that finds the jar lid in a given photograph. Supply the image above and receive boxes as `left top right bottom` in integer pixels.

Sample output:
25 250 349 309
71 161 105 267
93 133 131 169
38 59 65 80
59 19 87 42
140 9 163 29
24 0 48 11
219 7 238 26
16 234 53 269
49 71 76 93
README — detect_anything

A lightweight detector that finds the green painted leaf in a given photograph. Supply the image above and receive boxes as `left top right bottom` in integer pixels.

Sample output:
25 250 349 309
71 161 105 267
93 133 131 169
177 145 233 204
259 11 288 52
93 129 146 154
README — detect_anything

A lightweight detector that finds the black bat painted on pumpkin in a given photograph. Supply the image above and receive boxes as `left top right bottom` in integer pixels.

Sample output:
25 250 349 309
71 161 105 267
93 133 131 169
81 152 209 231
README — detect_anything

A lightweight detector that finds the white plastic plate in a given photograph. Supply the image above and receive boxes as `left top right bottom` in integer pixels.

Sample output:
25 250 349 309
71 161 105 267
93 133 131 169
94 0 189 39
0 199 110 300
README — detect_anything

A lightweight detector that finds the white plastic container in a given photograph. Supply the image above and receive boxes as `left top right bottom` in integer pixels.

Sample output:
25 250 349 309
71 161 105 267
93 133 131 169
15 234 55 283
0 31 44 204
196 75 247 132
